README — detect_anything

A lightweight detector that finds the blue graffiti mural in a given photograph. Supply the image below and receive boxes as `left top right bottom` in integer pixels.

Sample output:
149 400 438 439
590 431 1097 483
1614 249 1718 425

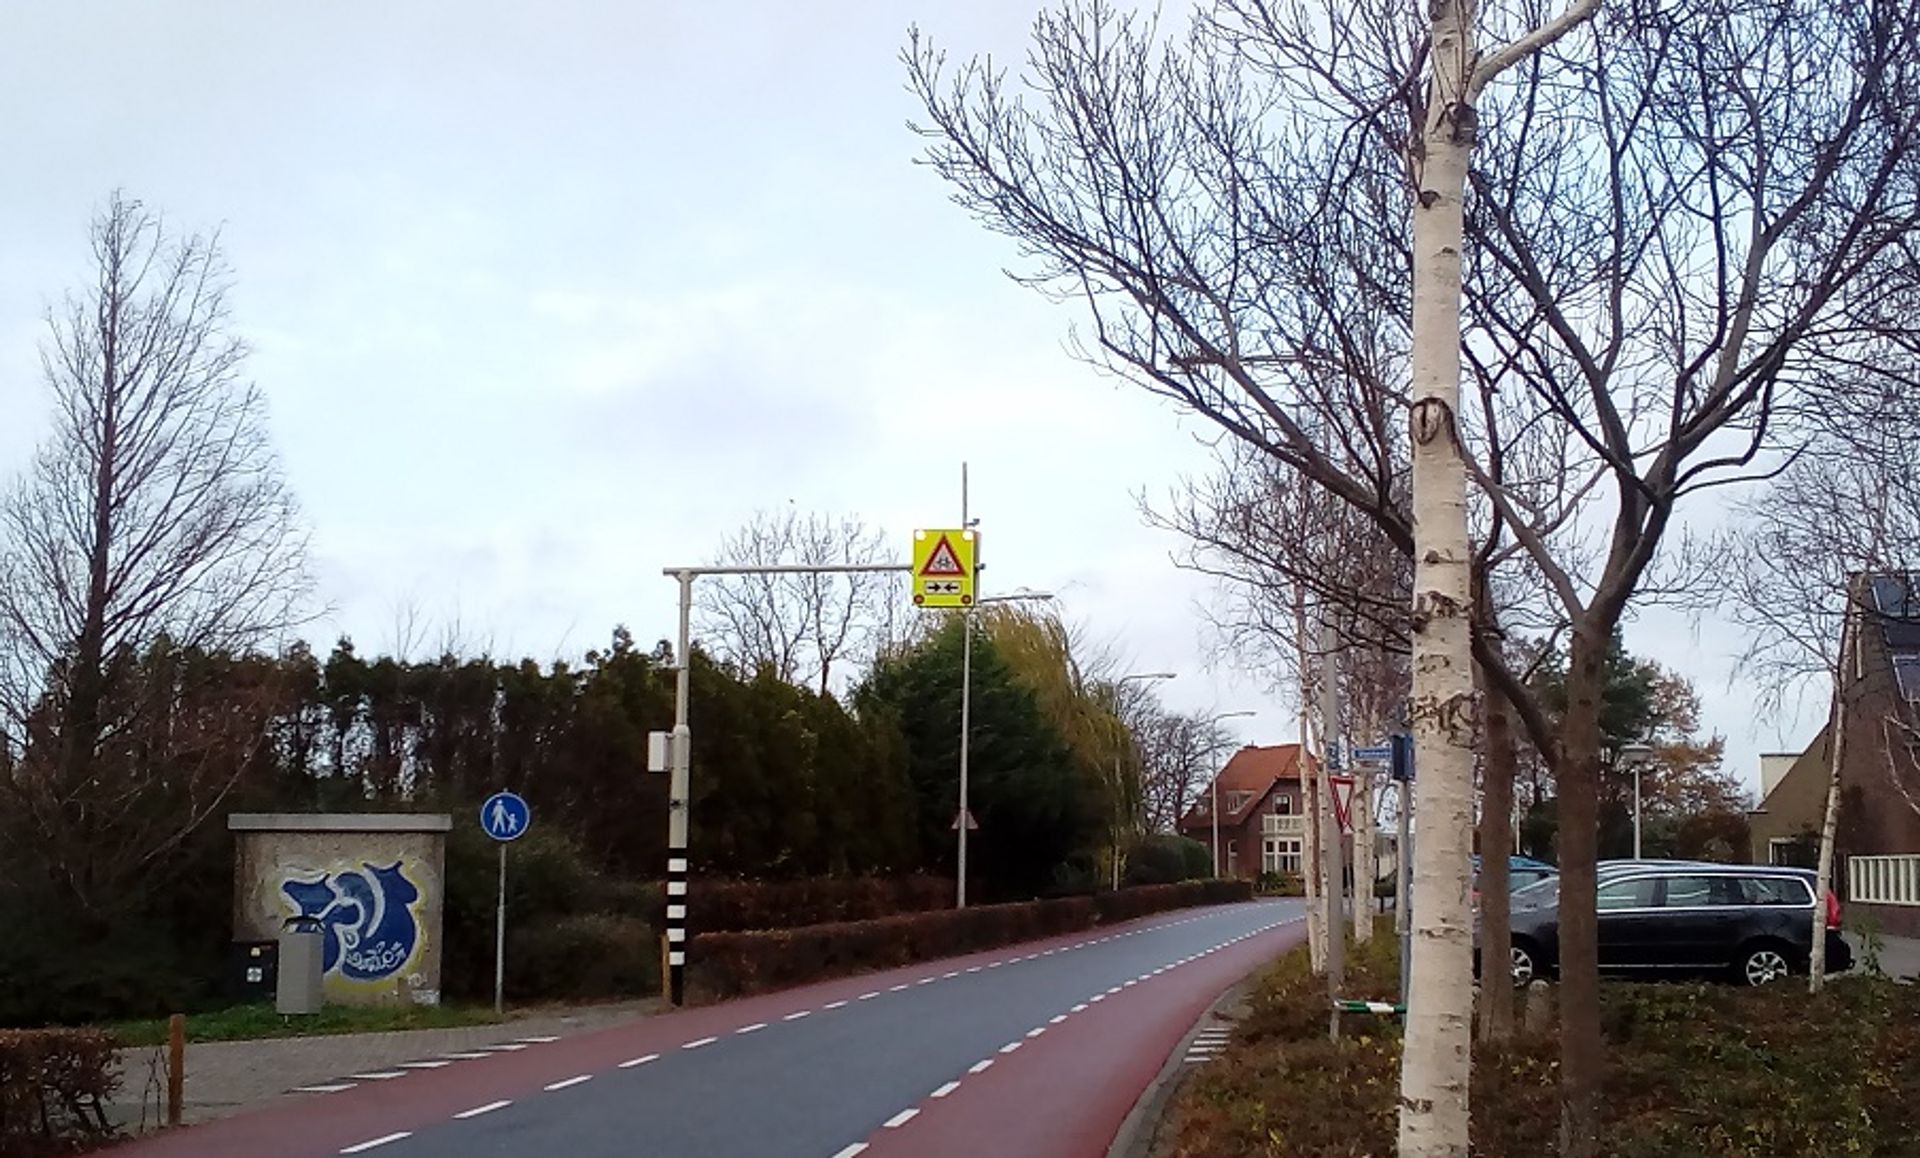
281 861 422 981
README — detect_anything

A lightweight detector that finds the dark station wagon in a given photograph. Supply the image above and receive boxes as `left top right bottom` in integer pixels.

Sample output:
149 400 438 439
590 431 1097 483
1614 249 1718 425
1483 859 1854 987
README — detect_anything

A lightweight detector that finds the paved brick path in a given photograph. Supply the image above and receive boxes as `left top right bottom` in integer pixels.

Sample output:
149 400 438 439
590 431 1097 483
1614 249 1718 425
107 1000 659 1133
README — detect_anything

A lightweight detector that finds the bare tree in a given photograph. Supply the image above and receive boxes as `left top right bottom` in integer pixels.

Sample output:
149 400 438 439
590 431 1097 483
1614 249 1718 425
1731 410 1920 989
1133 704 1236 833
695 507 902 694
907 0 1920 1149
0 192 311 920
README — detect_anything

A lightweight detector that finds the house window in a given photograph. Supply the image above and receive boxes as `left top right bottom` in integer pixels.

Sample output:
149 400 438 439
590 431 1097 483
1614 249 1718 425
1263 837 1303 875
1225 791 1252 814
1273 793 1293 816
1227 839 1239 872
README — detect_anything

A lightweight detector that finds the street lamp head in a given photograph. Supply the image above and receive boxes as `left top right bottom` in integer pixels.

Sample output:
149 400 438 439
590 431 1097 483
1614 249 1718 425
1618 740 1655 766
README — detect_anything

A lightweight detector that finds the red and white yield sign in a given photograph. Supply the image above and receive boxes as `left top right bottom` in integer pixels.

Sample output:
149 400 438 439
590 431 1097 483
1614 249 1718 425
1327 774 1357 832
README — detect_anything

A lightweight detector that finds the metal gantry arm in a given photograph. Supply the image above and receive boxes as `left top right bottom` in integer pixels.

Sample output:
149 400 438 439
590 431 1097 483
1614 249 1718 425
661 561 911 1006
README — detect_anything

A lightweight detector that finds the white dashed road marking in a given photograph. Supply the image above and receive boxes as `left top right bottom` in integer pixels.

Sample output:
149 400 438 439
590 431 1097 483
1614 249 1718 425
544 1075 592 1091
339 1133 411 1154
454 1100 512 1119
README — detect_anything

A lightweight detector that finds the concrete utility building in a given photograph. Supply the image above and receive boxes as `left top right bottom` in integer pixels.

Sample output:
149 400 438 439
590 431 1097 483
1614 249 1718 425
229 812 452 1006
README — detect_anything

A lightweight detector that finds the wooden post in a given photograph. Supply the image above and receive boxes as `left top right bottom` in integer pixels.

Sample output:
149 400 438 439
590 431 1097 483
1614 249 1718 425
660 933 671 999
166 1014 185 1127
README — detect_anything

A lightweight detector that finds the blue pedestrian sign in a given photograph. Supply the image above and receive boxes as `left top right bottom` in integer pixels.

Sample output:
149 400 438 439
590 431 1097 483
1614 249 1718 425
481 791 530 842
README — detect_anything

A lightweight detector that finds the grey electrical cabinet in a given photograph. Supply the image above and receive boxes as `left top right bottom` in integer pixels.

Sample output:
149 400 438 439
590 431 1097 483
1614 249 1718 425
276 916 325 1015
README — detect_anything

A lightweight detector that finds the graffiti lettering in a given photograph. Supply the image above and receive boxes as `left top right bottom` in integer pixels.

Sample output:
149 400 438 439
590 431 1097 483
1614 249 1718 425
281 861 423 982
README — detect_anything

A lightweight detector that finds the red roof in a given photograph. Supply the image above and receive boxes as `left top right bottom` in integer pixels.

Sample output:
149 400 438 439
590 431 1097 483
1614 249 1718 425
1180 743 1314 829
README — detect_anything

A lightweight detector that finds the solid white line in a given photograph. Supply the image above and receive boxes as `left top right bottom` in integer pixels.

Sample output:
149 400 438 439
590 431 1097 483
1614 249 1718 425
618 1054 659 1068
1049 1015 1068 1024
340 1134 411 1154
293 1083 356 1093
453 1099 512 1119
932 1080 961 1098
884 1108 920 1129
825 1000 849 1009
683 1036 717 1050
831 1146 869 1158
784 1010 812 1021
544 1075 592 1091
737 1022 767 1034
968 1059 994 1074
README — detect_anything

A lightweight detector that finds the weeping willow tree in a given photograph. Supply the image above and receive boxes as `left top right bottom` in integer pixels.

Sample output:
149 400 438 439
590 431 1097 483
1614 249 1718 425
975 605 1146 885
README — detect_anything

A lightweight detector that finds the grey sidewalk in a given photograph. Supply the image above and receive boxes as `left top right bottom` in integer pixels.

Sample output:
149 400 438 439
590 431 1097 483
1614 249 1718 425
108 999 659 1134
1850 930 1920 980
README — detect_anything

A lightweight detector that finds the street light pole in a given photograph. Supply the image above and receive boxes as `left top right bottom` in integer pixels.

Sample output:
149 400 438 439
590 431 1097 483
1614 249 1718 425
1620 741 1654 859
1204 710 1257 877
1110 671 1177 890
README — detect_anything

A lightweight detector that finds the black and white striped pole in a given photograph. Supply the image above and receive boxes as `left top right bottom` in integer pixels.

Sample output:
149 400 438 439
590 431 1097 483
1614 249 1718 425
660 561 911 1006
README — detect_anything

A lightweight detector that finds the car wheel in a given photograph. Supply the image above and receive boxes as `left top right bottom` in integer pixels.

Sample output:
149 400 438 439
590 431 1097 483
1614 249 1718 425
1510 943 1538 989
1739 943 1794 986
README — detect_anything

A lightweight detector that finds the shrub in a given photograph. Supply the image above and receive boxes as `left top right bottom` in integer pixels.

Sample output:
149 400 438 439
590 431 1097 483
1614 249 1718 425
0 1029 119 1157
506 915 659 1002
685 875 954 933
1255 871 1305 896
1125 835 1214 886
690 880 1243 1001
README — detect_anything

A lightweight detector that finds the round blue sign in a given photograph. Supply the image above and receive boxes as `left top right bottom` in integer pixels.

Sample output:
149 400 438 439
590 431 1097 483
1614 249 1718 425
480 791 530 842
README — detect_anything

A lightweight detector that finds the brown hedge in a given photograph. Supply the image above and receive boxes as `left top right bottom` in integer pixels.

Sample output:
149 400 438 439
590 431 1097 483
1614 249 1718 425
0 1029 119 1157
677 875 954 934
689 879 1253 1001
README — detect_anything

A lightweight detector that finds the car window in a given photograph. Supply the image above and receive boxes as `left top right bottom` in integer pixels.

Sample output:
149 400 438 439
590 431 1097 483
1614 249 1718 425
1596 877 1657 910
1738 875 1812 905
1658 876 1738 907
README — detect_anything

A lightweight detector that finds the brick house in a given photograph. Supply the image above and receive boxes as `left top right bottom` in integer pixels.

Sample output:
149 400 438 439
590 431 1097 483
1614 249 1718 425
1178 744 1340 880
1747 573 1920 935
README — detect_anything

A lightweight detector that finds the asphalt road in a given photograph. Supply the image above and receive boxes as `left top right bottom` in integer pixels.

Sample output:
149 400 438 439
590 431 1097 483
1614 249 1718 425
113 900 1304 1158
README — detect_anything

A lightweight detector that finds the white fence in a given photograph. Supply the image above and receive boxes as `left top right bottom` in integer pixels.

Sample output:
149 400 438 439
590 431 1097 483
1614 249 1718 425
1849 855 1920 906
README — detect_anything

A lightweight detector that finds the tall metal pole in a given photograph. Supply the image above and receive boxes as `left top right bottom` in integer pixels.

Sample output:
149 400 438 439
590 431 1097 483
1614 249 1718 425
1397 771 1412 1009
667 570 693 1005
494 843 507 1015
1633 765 1643 859
1211 772 1222 876
957 462 973 909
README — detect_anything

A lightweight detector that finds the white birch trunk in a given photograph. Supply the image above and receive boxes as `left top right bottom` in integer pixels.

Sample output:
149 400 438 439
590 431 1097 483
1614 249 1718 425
1299 587 1327 974
1397 1 1481 1150
1810 592 1857 991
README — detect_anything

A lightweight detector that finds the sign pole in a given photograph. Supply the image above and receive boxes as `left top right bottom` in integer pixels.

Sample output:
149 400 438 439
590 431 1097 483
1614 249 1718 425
479 789 530 1016
957 462 972 910
494 842 507 1015
1317 604 1346 1041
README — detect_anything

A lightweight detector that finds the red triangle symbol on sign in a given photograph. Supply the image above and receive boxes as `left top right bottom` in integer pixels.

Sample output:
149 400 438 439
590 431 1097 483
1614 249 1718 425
920 536 966 577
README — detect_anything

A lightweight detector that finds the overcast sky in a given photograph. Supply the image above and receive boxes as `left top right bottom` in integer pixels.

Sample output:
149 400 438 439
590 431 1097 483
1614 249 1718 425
0 1 1818 792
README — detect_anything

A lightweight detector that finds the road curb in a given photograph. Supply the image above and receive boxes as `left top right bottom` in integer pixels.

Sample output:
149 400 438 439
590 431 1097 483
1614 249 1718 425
1104 929 1282 1158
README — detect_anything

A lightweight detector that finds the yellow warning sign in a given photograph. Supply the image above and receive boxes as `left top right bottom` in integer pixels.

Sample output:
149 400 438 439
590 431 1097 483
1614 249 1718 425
912 528 976 609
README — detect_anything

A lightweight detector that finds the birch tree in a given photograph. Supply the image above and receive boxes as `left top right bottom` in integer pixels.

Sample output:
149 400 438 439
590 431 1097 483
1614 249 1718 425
907 1 1920 1149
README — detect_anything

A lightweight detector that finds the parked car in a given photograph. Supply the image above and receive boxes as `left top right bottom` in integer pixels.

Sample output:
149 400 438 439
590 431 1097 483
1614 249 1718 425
1471 855 1558 905
1479 859 1853 987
